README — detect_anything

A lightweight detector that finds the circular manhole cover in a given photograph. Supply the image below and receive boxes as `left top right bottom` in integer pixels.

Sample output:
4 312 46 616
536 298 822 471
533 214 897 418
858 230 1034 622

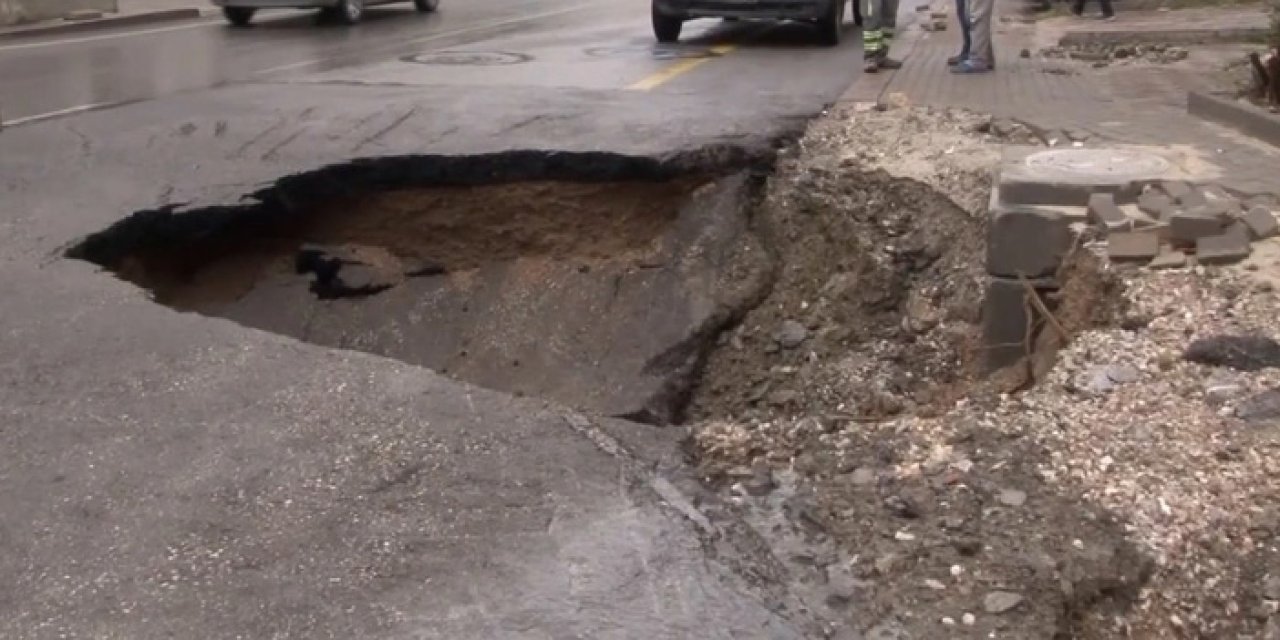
401 51 532 66
1023 148 1171 179
584 45 718 60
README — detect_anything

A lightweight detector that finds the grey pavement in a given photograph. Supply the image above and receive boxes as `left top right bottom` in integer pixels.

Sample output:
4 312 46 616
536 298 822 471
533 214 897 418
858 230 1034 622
842 0 1280 197
0 0 876 637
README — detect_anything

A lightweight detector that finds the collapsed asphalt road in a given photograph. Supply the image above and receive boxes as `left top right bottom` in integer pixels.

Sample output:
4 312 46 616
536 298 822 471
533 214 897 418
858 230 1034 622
0 0 890 637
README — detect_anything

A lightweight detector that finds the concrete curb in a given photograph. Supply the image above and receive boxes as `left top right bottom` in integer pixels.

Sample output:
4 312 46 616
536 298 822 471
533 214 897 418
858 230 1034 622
0 7 205 40
1188 91 1280 150
1058 26 1269 47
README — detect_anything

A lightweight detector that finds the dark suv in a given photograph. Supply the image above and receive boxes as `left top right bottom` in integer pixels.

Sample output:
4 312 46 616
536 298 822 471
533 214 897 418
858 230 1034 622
651 0 850 46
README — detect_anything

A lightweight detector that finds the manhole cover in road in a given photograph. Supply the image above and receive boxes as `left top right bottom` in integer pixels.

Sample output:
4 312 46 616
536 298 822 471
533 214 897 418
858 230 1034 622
1022 148 1171 179
585 45 719 60
401 51 532 66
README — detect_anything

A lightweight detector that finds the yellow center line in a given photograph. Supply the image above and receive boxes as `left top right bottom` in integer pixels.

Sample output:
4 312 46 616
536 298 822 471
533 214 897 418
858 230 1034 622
626 44 737 91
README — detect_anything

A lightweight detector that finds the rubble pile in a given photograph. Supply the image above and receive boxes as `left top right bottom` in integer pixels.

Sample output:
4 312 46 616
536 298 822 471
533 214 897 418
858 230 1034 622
1094 182 1280 268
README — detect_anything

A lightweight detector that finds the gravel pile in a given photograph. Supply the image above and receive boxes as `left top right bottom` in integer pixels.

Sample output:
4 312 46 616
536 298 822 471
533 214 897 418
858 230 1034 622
1040 42 1191 66
690 103 1280 638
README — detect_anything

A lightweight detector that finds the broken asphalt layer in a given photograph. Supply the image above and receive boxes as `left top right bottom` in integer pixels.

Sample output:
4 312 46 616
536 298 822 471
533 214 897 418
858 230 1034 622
0 28 862 634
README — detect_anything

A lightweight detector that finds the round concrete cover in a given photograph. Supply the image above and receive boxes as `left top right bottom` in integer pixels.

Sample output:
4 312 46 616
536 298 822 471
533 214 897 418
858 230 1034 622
1023 148 1171 179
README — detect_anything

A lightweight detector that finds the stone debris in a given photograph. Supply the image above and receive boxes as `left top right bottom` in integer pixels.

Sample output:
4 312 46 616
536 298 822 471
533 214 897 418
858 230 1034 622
1107 230 1160 262
983 591 1025 614
1183 334 1280 371
1234 388 1280 423
776 320 809 349
1080 184 1274 268
1039 42 1190 66
692 104 1280 639
1243 206 1280 240
1195 223 1252 265
294 243 406 299
1088 192 1132 234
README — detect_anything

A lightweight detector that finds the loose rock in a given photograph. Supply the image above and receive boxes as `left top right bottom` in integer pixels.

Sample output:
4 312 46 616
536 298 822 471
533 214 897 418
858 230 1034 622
1184 335 1280 371
998 488 1028 507
776 320 809 349
983 590 1025 614
1236 389 1280 423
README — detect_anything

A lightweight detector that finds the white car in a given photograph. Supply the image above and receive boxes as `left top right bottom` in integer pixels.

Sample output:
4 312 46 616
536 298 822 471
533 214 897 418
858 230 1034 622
213 0 437 26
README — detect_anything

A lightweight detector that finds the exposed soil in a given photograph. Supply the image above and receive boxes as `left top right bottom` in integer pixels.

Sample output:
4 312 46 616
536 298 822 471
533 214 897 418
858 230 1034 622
67 150 780 424
688 165 987 425
113 179 701 311
687 106 1147 639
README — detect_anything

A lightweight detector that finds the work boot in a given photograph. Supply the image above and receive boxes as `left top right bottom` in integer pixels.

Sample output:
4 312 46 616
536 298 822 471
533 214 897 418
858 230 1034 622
950 58 991 73
864 57 881 73
947 54 965 66
877 56 903 69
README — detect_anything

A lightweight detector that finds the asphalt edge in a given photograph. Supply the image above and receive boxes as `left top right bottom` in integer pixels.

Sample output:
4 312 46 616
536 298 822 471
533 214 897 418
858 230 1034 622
0 7 205 40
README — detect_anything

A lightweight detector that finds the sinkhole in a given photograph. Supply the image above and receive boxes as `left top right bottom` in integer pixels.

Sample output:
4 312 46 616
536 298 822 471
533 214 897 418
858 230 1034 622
68 149 778 425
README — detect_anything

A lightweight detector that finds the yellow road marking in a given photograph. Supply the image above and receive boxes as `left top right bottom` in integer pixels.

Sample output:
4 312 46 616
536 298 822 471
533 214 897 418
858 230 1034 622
626 44 737 91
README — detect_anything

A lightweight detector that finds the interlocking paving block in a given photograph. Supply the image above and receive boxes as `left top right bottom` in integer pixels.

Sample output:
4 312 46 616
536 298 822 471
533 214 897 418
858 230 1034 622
1107 231 1161 262
1137 191 1177 220
1148 247 1188 269
1196 223 1252 265
1087 192 1132 234
1242 206 1279 240
1169 211 1225 243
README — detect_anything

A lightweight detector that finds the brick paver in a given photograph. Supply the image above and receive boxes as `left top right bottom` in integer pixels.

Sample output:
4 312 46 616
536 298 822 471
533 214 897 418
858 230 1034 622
843 0 1280 197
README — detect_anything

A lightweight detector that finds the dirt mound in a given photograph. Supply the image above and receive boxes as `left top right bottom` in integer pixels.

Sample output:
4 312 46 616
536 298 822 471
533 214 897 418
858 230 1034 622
686 105 1148 639
689 160 986 424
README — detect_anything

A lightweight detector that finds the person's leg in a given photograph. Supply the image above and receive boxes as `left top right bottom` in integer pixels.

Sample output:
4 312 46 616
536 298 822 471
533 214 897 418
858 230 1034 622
948 0 971 65
862 0 885 71
1098 0 1114 18
881 0 899 37
1070 0 1085 16
955 0 993 72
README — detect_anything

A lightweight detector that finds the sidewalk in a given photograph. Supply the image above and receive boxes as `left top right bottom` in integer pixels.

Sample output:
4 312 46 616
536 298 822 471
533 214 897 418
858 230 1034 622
0 0 206 39
842 0 1280 197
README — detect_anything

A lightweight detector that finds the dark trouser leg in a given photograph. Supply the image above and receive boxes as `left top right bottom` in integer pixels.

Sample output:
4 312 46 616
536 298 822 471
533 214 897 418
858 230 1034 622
1071 0 1085 14
956 0 971 60
1098 0 1114 17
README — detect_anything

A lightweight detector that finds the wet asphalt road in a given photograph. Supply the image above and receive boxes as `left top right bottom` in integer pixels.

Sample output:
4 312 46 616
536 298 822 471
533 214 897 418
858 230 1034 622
0 2 898 637
0 0 868 124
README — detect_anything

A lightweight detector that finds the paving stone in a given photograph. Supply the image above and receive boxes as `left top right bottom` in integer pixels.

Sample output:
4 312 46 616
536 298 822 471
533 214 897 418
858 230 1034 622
1087 192 1132 234
1134 219 1171 242
986 208 1072 278
1191 198 1242 223
1242 207 1279 240
1137 191 1177 220
1176 185 1209 208
1196 223 1252 265
1159 180 1194 202
1148 247 1188 269
1169 211 1224 243
1107 231 1160 262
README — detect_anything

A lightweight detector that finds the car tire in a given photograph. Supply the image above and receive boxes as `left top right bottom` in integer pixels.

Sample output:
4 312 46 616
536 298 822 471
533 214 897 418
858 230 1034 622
652 4 683 43
335 0 363 24
817 0 843 46
222 6 256 26
413 0 438 12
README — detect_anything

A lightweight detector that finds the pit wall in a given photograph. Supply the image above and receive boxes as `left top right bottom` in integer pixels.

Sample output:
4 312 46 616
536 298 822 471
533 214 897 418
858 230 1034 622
1 0 117 25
